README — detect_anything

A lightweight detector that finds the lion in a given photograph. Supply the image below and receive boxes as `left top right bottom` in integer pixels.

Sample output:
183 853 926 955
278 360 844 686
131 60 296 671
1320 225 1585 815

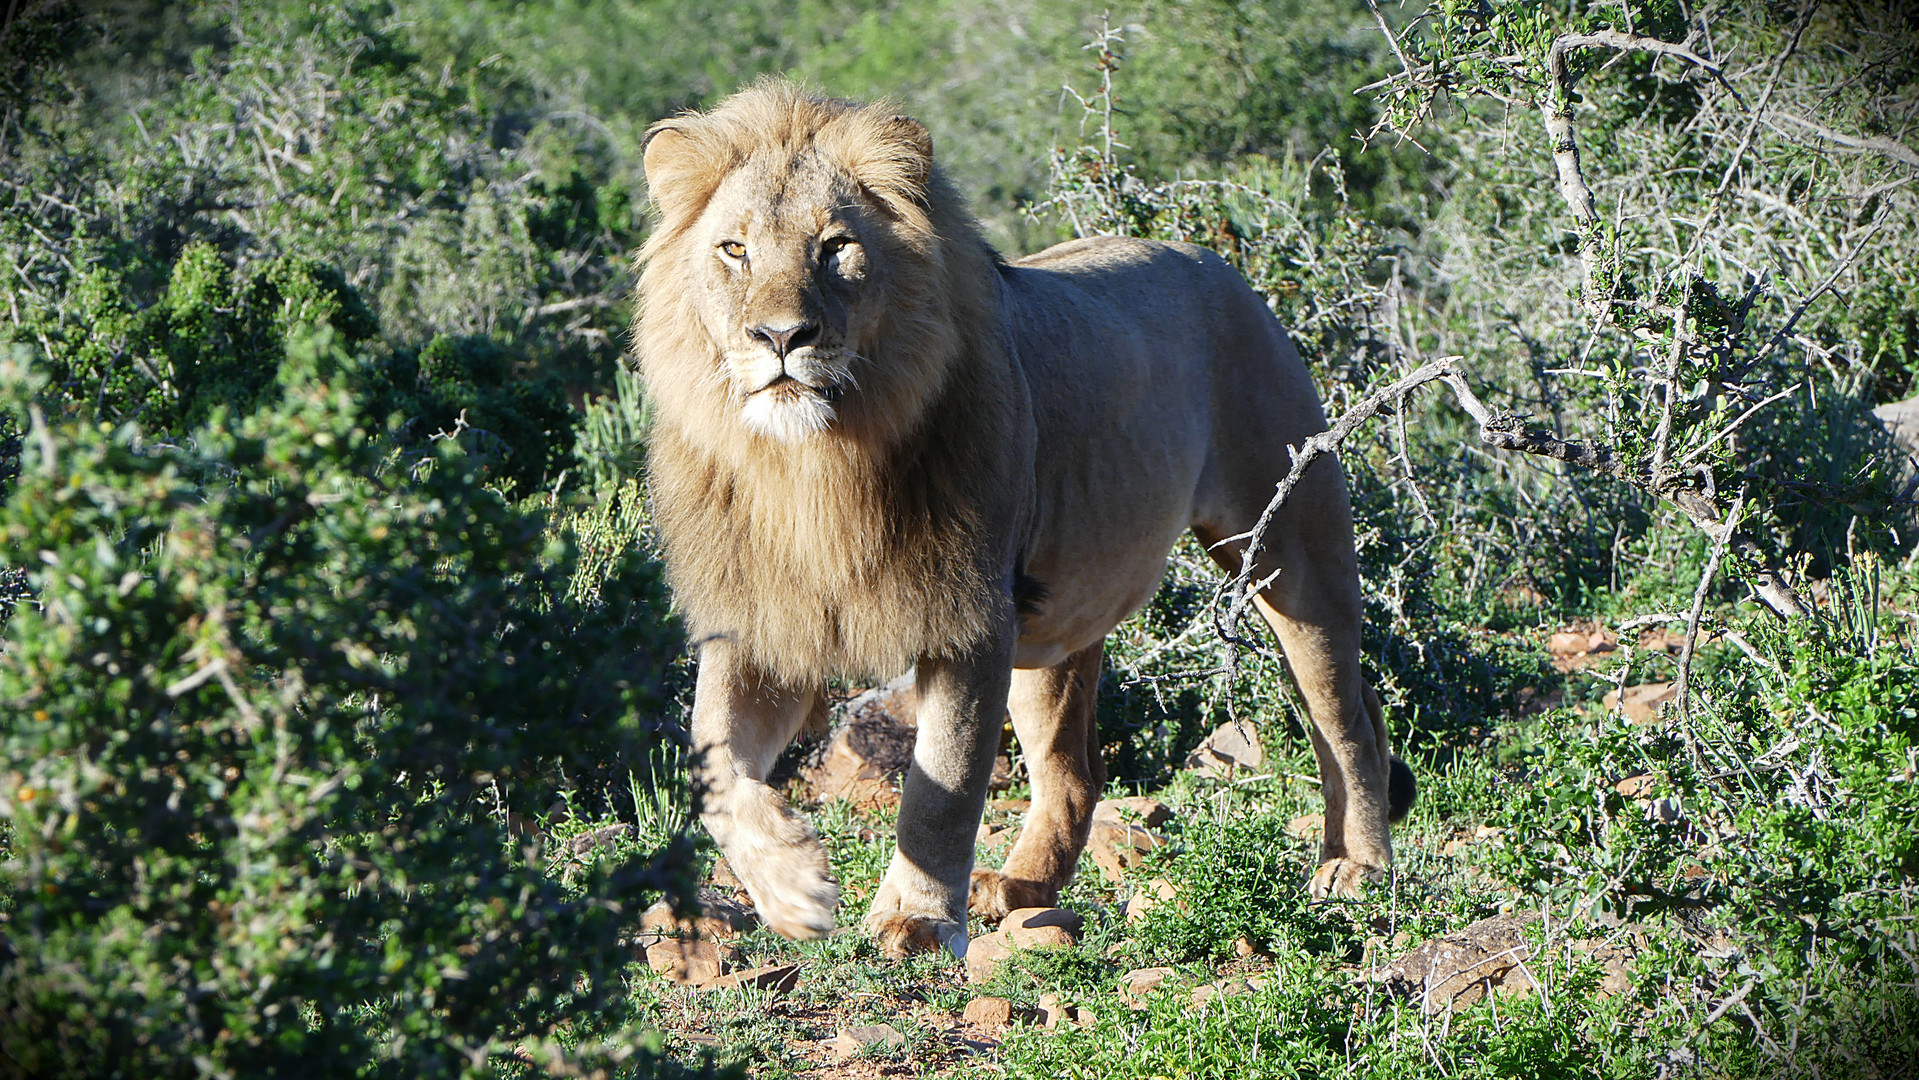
634 82 1415 957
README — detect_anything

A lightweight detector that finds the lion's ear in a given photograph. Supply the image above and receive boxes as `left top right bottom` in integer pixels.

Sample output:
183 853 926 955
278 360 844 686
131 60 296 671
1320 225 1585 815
643 117 728 226
821 111 935 217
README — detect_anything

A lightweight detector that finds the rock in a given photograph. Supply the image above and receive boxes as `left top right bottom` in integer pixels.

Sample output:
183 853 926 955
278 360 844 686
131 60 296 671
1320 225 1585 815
841 671 919 726
1233 936 1257 958
1372 914 1539 1014
966 930 1014 983
966 912 1079 982
701 963 800 993
1439 824 1504 857
565 822 631 855
1089 821 1164 884
1876 395 1919 459
1547 623 1619 672
1286 813 1324 840
1185 721 1265 778
1570 939 1638 997
976 823 1015 851
1035 993 1072 1028
1646 795 1684 824
1002 906 1084 943
1118 966 1175 1009
639 894 758 941
963 995 1017 1029
1614 774 1658 799
1603 682 1676 725
830 1023 905 1059
799 708 918 809
990 751 1016 792
1093 797 1174 830
709 856 743 890
1189 974 1270 1010
644 938 740 985
1124 878 1178 923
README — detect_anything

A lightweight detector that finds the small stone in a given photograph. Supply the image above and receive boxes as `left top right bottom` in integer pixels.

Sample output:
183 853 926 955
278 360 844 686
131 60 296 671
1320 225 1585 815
1570 938 1638 997
1003 906 1084 940
830 1023 905 1059
644 938 739 985
976 823 1015 851
709 857 743 890
963 995 1016 1029
1036 993 1069 1028
799 712 916 809
1613 774 1658 799
1548 624 1618 671
966 930 1014 984
1118 967 1175 1009
639 894 758 940
1372 914 1539 1014
1124 878 1178 923
700 963 800 993
1603 682 1677 725
566 822 631 854
1089 822 1164 884
1188 975 1269 1010
1185 721 1264 779
1093 797 1174 830
1234 936 1257 958
1286 813 1324 840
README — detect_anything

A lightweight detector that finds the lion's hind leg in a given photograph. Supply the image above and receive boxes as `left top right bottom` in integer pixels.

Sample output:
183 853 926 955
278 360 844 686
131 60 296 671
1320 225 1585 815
968 640 1106 921
1195 468 1411 899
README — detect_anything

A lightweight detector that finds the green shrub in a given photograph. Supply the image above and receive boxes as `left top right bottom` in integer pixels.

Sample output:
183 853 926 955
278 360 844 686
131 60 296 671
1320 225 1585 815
0 333 688 1078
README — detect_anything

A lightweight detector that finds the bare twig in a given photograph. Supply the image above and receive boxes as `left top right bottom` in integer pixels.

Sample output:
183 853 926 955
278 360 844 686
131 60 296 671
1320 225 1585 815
1676 493 1744 717
1213 358 1811 644
1772 110 1919 170
1675 386 1797 467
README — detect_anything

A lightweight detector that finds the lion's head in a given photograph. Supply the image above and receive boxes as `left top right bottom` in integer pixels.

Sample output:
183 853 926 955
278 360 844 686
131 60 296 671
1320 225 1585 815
635 82 996 452
632 83 1018 684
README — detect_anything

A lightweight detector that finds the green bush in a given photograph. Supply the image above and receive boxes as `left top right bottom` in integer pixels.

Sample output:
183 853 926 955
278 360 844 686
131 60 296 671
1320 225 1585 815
0 333 687 1078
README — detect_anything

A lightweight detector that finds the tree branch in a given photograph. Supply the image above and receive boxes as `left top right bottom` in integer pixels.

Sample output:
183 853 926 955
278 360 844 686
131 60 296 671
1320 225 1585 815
1214 359 1810 646
1770 110 1919 170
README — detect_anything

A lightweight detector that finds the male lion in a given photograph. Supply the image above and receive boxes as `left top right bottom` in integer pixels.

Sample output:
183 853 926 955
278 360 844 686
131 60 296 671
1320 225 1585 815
635 83 1414 956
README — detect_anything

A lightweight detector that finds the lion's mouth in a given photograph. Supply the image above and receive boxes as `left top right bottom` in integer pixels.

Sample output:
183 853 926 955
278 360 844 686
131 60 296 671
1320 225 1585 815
753 373 841 403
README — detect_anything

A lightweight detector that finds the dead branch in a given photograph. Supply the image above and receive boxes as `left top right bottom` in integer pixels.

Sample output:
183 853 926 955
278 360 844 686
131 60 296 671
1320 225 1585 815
1214 358 1811 645
1770 110 1919 170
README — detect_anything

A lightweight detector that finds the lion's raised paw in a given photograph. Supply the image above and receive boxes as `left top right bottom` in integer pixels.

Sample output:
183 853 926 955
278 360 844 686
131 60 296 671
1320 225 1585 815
1307 857 1385 901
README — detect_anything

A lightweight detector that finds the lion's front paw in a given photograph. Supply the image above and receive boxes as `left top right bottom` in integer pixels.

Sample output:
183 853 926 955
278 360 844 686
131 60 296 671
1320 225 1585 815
865 913 963 958
968 870 1059 922
735 842 840 939
1307 857 1384 900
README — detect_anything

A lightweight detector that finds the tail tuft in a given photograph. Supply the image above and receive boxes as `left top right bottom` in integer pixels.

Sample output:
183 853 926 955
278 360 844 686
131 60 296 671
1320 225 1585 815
1388 757 1417 823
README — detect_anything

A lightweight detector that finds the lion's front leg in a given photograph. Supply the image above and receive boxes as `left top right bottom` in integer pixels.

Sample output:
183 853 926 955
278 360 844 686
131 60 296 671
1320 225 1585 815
864 628 1015 958
691 641 838 939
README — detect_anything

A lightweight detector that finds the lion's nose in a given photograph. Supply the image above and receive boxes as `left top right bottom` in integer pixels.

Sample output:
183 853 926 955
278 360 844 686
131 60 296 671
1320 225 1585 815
749 321 820 357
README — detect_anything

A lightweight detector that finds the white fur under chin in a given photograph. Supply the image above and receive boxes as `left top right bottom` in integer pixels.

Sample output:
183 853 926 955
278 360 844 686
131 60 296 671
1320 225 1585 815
741 391 837 442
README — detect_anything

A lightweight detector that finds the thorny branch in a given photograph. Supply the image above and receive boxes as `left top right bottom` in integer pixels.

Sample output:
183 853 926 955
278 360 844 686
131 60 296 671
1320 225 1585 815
1212 358 1810 661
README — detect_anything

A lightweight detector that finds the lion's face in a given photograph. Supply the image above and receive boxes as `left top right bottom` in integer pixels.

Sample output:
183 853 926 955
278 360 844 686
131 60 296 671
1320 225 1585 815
688 160 891 442
640 96 955 447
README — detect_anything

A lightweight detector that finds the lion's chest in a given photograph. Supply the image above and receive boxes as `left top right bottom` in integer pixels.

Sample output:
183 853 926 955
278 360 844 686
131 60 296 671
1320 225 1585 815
651 452 1000 683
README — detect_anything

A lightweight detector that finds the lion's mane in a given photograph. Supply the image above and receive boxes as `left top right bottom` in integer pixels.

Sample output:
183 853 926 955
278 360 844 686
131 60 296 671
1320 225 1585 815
635 84 1025 685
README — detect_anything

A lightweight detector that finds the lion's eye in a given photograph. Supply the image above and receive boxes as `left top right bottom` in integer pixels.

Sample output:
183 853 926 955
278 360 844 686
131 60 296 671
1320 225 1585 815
718 240 747 260
821 236 854 260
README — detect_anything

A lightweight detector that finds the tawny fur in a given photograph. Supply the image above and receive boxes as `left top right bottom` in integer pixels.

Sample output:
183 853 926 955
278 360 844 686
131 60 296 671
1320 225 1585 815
636 82 1411 953
637 85 1020 684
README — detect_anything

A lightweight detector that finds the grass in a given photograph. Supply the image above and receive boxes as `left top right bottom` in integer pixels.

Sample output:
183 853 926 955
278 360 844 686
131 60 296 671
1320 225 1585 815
552 543 1919 1080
